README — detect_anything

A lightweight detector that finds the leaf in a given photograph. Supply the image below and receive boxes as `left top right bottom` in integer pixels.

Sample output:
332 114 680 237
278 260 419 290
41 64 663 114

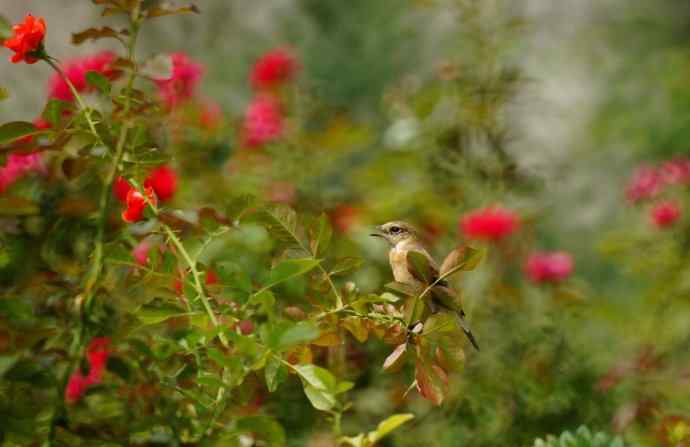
312 331 341 347
236 416 286 447
0 86 8 102
0 121 37 145
264 356 287 392
368 413 415 443
342 317 369 342
439 246 484 277
0 197 40 216
255 205 308 251
330 257 364 276
383 343 407 372
276 322 320 351
72 26 127 45
146 4 200 18
293 364 337 391
42 99 70 127
140 53 174 80
266 258 320 289
303 384 336 411
385 281 423 297
135 304 200 326
309 213 332 257
86 71 111 94
0 15 10 40
415 360 446 406
407 251 434 284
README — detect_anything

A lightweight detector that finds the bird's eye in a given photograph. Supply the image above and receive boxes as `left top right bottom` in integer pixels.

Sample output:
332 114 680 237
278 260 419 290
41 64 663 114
390 226 401 234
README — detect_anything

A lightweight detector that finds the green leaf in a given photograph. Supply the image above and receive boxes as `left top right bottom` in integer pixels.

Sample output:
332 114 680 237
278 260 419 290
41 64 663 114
330 257 364 276
266 258 320 289
303 384 336 411
0 355 19 377
265 321 320 352
0 15 10 41
385 281 423 297
236 416 286 447
0 121 37 145
309 213 332 257
293 364 337 391
264 356 287 392
135 304 200 326
106 356 131 381
86 71 111 94
0 86 8 102
255 205 308 250
368 413 415 443
247 290 275 315
407 251 434 284
439 246 484 277
42 99 69 127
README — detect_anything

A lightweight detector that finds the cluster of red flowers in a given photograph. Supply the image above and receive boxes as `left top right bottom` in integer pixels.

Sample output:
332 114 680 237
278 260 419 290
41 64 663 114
2 14 46 64
243 48 298 148
114 165 177 223
459 205 574 284
154 53 205 108
65 337 111 403
48 51 120 101
625 158 689 229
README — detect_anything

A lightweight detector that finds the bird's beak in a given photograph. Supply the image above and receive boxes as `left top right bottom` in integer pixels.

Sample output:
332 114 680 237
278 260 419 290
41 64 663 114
370 226 385 238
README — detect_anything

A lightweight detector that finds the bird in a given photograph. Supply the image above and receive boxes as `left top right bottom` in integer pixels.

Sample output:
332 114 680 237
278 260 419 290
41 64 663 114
371 221 480 351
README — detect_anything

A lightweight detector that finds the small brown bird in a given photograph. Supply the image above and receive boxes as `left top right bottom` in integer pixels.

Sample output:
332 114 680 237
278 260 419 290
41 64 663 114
371 221 479 351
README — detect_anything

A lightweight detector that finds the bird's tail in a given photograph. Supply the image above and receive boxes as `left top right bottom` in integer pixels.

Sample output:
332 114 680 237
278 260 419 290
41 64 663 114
455 311 480 351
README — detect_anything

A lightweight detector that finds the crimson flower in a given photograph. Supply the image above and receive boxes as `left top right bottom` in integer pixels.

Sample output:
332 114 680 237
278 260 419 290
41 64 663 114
3 14 46 64
243 96 283 148
651 201 681 229
524 251 574 284
205 269 219 286
155 53 204 108
460 205 520 241
121 187 157 223
65 337 112 404
250 48 299 90
112 176 132 203
0 152 45 194
626 165 662 204
48 51 119 102
660 158 690 186
144 165 177 202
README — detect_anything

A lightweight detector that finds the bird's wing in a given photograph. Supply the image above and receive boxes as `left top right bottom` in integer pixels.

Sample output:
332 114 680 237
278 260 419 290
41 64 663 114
406 247 448 287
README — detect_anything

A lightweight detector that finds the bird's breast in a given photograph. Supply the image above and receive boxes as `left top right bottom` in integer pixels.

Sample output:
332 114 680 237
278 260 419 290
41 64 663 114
389 247 416 284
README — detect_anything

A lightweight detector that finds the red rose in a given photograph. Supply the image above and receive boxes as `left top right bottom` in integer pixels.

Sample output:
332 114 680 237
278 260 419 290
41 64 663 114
626 165 662 204
243 96 283 148
65 337 112 404
122 187 157 223
3 14 46 64
460 205 520 241
250 47 299 90
154 53 204 108
48 51 119 102
651 201 681 229
144 165 177 202
113 176 132 203
524 251 574 284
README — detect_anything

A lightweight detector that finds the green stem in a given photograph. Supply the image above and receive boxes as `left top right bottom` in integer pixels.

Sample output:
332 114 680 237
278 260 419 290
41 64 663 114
163 225 229 347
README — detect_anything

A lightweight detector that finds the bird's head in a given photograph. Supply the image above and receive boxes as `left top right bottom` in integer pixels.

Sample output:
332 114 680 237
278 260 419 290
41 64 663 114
370 221 418 246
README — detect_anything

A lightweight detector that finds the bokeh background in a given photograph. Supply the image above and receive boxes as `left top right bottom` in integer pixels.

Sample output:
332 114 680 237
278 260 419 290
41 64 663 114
2 1 690 446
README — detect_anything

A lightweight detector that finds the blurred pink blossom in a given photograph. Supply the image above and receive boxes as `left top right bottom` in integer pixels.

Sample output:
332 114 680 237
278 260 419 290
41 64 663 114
524 251 574 284
660 158 690 186
132 239 152 266
243 96 283 147
48 51 119 102
651 200 681 229
155 53 204 108
626 165 662 203
65 337 112 404
460 205 520 241
0 152 45 193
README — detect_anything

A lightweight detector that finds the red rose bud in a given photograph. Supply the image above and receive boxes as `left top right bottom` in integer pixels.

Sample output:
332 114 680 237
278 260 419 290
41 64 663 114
524 251 574 284
238 320 254 335
144 165 177 202
205 269 218 286
113 176 132 203
651 201 681 229
3 14 46 64
250 47 299 90
460 205 520 241
122 187 157 223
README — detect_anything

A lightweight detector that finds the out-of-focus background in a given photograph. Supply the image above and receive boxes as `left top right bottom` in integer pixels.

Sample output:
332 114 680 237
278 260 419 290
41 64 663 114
2 1 690 446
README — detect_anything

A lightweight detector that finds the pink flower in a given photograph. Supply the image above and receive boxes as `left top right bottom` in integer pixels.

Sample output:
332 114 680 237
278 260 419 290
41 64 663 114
48 51 119 102
144 165 178 202
626 165 662 203
132 239 152 266
0 152 45 193
660 158 690 186
155 53 204 108
651 201 681 229
250 48 299 90
460 205 520 241
524 251 574 284
65 370 89 403
243 96 283 147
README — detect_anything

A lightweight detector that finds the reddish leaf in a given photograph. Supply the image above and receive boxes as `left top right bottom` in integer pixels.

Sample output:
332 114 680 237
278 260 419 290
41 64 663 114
145 4 200 18
415 361 446 406
72 26 128 45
